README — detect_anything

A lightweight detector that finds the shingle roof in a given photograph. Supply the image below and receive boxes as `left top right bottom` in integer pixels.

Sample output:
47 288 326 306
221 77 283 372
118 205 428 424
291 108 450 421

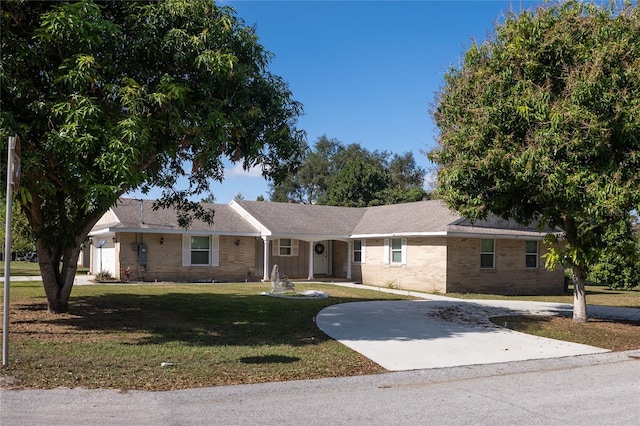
351 200 461 236
93 198 259 235
92 198 553 239
234 200 365 237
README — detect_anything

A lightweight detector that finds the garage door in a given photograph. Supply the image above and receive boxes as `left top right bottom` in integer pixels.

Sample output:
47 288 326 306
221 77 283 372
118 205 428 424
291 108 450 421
92 240 116 277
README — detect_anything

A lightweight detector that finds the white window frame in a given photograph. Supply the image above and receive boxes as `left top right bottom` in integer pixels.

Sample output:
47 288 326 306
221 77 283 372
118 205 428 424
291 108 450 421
384 238 407 265
272 238 299 257
352 239 366 264
525 240 538 269
182 235 219 267
480 238 495 269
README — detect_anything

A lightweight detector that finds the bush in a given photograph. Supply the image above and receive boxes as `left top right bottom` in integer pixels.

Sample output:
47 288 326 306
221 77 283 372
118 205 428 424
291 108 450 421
95 270 114 282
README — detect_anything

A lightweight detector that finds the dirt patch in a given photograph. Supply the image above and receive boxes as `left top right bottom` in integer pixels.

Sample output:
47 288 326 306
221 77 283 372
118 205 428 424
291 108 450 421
424 304 503 328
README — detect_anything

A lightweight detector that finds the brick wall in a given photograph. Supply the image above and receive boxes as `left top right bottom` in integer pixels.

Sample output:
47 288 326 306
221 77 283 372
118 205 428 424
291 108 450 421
358 237 448 293
116 232 257 282
445 237 565 295
111 232 564 294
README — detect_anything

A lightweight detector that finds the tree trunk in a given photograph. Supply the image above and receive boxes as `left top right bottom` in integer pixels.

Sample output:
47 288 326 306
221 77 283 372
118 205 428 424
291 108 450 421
37 240 81 314
562 216 588 323
572 264 588 323
21 186 115 314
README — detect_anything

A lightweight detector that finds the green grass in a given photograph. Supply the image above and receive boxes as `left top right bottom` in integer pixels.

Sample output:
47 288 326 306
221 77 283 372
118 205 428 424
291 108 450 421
0 260 42 276
1 282 409 390
0 261 89 277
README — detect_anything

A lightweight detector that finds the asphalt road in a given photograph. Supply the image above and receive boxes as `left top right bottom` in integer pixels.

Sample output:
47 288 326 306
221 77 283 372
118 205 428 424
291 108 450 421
2 350 639 425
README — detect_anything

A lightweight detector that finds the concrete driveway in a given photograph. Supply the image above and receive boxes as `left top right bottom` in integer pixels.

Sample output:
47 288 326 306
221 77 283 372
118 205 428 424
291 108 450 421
316 295 640 371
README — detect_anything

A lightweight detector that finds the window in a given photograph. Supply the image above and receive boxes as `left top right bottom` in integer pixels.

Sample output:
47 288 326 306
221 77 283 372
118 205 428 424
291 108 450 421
272 239 299 257
280 238 293 256
391 239 403 263
526 240 538 268
353 240 365 263
182 235 219 267
480 239 495 269
190 236 210 265
384 238 406 265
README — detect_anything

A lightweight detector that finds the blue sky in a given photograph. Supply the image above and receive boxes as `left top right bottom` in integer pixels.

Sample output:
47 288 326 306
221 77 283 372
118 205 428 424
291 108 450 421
130 0 540 203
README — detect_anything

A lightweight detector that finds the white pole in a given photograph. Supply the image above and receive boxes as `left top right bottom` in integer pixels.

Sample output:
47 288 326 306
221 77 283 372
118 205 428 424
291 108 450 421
3 136 15 367
308 241 314 280
346 241 352 280
262 237 269 281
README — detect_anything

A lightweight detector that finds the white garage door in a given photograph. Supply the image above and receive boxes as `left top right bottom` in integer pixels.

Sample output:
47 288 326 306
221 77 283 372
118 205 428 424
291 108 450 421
92 241 116 277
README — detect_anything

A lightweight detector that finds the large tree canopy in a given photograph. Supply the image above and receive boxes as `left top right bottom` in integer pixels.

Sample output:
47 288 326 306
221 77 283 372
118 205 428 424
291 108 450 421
271 135 427 206
324 157 390 207
429 0 640 322
0 0 304 312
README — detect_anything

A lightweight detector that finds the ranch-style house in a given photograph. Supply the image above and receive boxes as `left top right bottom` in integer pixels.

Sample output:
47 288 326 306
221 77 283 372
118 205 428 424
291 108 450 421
88 198 565 295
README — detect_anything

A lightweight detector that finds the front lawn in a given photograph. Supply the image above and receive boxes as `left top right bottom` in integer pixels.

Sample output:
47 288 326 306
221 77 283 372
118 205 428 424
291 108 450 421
0 282 408 390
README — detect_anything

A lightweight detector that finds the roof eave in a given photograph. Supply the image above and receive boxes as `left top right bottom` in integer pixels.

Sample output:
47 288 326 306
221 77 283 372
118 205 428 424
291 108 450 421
89 227 261 237
445 230 557 240
267 233 351 242
350 231 448 239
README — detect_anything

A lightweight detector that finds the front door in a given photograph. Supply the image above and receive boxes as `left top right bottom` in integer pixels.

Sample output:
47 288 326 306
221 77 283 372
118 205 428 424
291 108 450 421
313 241 328 275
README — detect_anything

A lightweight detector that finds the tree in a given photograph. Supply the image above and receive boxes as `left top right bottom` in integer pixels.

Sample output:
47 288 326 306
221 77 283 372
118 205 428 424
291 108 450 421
429 0 640 322
270 135 340 204
380 152 428 204
388 152 425 190
375 186 428 205
1 0 304 313
200 193 216 204
324 158 389 207
271 135 427 204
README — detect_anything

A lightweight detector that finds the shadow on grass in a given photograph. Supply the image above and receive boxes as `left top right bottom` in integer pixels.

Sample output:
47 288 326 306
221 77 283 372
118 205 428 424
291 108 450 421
584 287 638 296
240 355 300 364
13 291 373 348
